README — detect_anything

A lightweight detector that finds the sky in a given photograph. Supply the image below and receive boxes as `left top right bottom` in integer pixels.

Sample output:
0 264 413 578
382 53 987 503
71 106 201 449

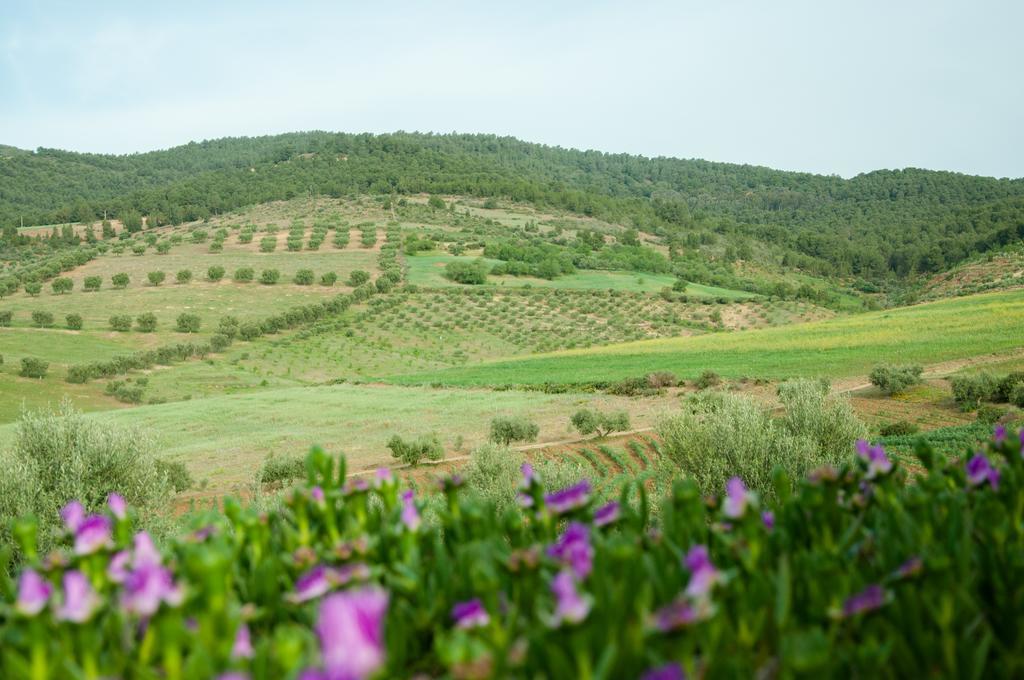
1 0 1021 178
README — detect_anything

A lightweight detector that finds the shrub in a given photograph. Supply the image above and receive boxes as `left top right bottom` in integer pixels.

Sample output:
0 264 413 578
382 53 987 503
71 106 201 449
109 314 132 332
233 267 254 282
175 313 201 333
238 322 262 341
208 242 223 253
191 229 208 243
259 454 306 486
995 372 1024 402
176 269 193 284
571 409 631 437
135 312 158 333
0 401 171 558
24 282 42 296
950 373 998 411
443 259 489 285
218 316 240 339
293 269 315 285
976 405 1009 424
111 273 129 288
646 371 678 388
260 269 280 285
320 272 338 286
207 265 226 282
65 313 83 330
694 370 721 390
347 270 370 286
31 310 54 328
51 277 73 294
259 236 277 252
154 459 193 493
83 275 102 292
879 420 920 436
0 310 11 326
489 416 540 445
1010 384 1024 408
19 357 49 378
209 333 231 352
147 271 166 286
387 433 444 466
156 240 172 254
869 364 924 395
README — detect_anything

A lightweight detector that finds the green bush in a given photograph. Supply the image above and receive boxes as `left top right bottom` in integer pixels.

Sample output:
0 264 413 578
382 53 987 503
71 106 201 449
218 316 240 339
571 409 631 437
259 236 277 252
950 373 998 410
233 267 254 282
136 312 158 333
31 310 54 328
207 265 225 282
293 269 315 285
109 314 132 332
347 270 370 286
176 269 193 284
260 269 280 285
175 313 201 333
387 433 444 466
879 420 920 436
869 364 924 395
443 259 489 285
0 310 12 326
111 273 129 289
695 369 721 390
83 275 102 292
19 357 49 378
24 282 41 296
320 272 338 286
238 322 262 341
259 454 307 486
489 416 540 445
147 271 166 286
976 404 1009 424
995 372 1024 402
65 313 83 330
155 459 194 492
191 229 208 243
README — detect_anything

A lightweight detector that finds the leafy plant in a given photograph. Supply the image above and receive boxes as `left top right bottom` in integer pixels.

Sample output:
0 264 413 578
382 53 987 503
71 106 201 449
571 408 630 437
869 364 924 395
387 433 443 466
489 416 540 445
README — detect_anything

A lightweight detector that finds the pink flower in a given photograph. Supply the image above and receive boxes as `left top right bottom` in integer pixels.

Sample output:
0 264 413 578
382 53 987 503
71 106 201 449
550 570 591 626
547 522 593 579
316 587 388 680
108 493 127 520
683 545 721 599
723 477 752 518
856 440 893 479
121 562 183 616
61 500 85 532
55 571 100 623
15 569 52 616
108 550 131 583
74 515 112 555
232 623 254 659
289 564 371 603
451 598 490 629
400 490 421 531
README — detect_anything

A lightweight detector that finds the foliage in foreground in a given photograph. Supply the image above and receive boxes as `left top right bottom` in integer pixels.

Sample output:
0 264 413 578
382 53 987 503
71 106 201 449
1 427 1023 678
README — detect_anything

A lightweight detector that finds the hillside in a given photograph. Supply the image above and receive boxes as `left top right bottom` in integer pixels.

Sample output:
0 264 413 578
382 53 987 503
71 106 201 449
3 132 1023 282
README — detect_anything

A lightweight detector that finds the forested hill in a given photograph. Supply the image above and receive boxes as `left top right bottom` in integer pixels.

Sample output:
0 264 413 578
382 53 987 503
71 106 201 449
2 132 1023 279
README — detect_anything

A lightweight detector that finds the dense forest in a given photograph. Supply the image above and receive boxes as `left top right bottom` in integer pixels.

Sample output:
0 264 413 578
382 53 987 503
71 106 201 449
2 132 1022 280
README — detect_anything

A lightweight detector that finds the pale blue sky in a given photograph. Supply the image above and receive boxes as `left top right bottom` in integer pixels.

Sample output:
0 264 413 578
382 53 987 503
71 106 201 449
1 0 1021 177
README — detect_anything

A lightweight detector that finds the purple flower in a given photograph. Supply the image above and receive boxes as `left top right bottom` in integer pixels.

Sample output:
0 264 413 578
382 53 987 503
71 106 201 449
550 570 591 626
122 561 183 616
547 522 593 579
641 662 686 680
544 480 591 514
217 674 250 680
723 477 752 518
108 550 131 583
345 478 370 495
55 570 100 623
133 531 162 567
966 453 1000 490
289 564 370 603
895 556 923 579
856 440 893 479
594 501 621 527
108 493 127 520
61 500 85 532
15 569 52 616
761 511 775 530
683 545 720 599
651 598 699 631
841 584 887 618
232 623 254 659
451 598 490 629
400 490 421 531
310 486 325 504
993 425 1007 444
316 587 388 680
520 463 535 486
74 515 112 555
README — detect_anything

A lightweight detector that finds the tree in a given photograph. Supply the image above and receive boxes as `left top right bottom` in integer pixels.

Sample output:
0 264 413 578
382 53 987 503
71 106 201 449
83 276 102 292
191 229 208 243
571 409 630 437
347 270 370 286
19 357 48 379
176 269 193 284
0 311 12 327
443 259 489 285
320 272 338 286
218 316 240 339
869 365 924 396
260 269 280 285
147 271 166 286
51 277 73 295
176 313 201 333
293 269 314 285
387 433 444 466
31 310 55 328
489 416 539 445
24 282 42 296
112 273 130 289
65 313 83 330
427 195 446 210
136 312 158 333
207 265 226 282
109 315 132 332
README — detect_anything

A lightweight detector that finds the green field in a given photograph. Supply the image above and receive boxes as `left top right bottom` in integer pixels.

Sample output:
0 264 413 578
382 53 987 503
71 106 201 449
385 289 1024 386
0 382 666 494
405 252 755 298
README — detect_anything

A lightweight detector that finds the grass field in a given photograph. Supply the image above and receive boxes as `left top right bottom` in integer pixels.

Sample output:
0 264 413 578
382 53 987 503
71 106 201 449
0 383 672 495
385 289 1024 386
405 252 756 298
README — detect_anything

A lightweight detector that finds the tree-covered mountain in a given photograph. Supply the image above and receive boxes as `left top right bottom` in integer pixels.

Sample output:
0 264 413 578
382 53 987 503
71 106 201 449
2 132 1022 280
